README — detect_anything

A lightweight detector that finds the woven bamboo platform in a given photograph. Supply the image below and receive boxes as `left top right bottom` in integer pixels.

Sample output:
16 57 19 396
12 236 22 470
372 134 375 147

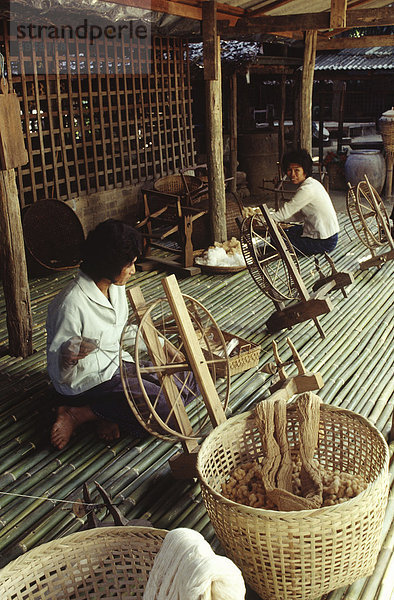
0 211 392 600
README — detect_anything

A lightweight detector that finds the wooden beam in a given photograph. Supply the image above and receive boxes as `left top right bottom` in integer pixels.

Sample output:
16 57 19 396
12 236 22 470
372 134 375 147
249 65 297 75
0 169 33 358
202 0 218 81
104 0 243 22
300 30 317 154
330 0 347 29
317 34 394 49
219 7 394 34
249 0 295 20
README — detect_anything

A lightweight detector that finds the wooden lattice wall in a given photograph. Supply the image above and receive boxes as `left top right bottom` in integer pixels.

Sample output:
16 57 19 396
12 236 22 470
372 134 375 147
0 20 195 207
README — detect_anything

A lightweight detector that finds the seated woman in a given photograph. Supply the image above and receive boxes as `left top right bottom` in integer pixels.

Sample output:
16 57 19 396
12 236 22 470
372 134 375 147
271 149 340 255
46 219 197 450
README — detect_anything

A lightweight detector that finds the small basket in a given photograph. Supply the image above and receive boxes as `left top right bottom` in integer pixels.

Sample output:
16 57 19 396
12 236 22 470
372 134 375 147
197 403 389 600
153 174 203 196
201 329 261 376
0 526 167 600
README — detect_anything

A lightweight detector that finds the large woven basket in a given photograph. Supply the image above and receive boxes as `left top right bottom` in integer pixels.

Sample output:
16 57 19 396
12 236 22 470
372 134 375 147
0 526 167 599
197 403 389 600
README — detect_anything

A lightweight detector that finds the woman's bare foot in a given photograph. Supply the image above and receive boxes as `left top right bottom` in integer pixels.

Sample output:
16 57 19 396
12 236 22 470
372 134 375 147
96 419 120 442
51 405 98 450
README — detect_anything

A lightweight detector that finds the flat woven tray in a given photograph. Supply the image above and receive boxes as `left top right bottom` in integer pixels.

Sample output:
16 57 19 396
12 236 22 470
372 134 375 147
23 199 84 270
198 264 247 274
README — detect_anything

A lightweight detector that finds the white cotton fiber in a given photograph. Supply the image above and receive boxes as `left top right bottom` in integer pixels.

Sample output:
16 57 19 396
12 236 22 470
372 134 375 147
195 245 246 268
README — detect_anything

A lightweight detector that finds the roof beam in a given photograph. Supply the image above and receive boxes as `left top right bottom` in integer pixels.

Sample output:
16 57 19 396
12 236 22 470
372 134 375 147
317 33 394 49
218 7 394 35
103 0 243 22
330 0 347 29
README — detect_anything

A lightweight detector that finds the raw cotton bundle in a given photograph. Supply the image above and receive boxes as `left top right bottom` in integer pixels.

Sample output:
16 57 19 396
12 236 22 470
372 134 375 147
143 527 246 600
195 238 246 267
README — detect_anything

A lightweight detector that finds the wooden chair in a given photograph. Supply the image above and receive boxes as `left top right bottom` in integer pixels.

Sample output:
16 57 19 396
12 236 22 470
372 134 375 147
135 186 208 275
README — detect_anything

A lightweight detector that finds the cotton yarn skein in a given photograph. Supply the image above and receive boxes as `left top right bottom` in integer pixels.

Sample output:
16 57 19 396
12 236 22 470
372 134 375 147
143 527 246 600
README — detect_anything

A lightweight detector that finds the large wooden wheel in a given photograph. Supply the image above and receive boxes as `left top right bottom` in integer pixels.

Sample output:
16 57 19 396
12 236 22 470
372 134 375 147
119 294 230 442
346 180 390 249
240 213 301 303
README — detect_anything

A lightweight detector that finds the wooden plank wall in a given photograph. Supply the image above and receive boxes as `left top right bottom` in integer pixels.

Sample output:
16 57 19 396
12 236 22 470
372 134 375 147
0 20 195 207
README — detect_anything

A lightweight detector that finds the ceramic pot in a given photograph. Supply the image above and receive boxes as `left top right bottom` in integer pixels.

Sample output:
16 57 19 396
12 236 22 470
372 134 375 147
344 149 386 193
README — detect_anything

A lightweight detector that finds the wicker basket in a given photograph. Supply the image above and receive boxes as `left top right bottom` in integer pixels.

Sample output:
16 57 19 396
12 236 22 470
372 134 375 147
201 328 261 376
379 118 394 155
197 403 389 600
0 526 168 599
153 174 203 196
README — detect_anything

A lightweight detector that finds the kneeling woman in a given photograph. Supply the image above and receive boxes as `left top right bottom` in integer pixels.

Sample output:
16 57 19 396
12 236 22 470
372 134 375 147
46 219 197 449
271 149 340 255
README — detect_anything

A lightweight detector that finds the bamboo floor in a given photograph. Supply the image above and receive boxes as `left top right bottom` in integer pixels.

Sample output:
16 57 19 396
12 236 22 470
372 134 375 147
0 211 393 600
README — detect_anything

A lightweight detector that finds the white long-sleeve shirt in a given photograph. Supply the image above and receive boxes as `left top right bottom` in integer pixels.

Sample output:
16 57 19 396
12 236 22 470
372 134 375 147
46 270 134 396
271 177 339 239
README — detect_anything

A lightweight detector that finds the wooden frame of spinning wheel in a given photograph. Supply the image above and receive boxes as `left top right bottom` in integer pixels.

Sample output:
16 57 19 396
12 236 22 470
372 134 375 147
346 176 394 270
244 205 353 339
125 274 228 479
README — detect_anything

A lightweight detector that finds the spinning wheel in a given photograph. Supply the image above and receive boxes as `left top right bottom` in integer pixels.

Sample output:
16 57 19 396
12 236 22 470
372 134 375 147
120 295 230 442
346 175 394 269
241 204 353 339
120 275 229 477
347 179 390 248
240 213 300 303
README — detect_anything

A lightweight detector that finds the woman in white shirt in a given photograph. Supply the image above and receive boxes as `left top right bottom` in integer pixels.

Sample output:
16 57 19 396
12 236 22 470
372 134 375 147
47 220 196 449
271 149 339 255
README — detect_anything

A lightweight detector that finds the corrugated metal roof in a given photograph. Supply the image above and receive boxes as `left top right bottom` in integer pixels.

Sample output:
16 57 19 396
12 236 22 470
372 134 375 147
315 45 394 70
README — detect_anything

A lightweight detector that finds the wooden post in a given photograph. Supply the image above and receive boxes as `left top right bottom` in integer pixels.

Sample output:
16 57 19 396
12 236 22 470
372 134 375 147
385 155 393 200
293 70 301 149
279 74 286 163
300 30 317 154
336 82 346 154
203 1 227 243
229 71 237 194
0 169 33 357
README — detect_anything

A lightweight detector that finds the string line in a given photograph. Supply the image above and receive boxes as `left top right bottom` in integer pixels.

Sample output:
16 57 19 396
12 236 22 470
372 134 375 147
0 490 101 508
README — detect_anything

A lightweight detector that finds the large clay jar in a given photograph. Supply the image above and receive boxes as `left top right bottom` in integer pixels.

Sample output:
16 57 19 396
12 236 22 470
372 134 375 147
344 149 386 193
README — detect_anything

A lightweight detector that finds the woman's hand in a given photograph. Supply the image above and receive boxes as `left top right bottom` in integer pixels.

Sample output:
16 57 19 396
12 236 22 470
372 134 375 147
60 336 98 367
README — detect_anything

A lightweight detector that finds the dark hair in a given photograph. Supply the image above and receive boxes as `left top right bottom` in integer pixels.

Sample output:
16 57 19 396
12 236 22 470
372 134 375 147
282 149 313 178
80 219 142 282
